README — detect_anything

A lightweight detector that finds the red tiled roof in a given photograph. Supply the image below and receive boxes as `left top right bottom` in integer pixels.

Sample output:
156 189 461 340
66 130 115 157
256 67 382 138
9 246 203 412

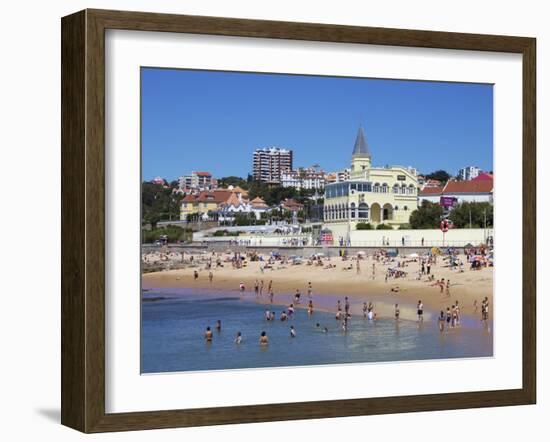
281 198 304 210
195 171 211 177
472 172 493 182
442 179 493 194
184 190 232 204
251 197 268 208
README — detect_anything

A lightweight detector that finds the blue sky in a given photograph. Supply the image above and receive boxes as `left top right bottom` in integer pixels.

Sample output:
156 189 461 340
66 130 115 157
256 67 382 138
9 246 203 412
141 68 493 181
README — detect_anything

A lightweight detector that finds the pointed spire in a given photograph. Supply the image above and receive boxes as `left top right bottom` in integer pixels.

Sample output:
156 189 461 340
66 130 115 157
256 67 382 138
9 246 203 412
352 125 371 157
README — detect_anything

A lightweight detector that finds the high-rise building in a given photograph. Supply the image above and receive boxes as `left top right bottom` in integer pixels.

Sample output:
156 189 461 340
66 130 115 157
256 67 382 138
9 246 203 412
252 147 293 184
457 166 481 181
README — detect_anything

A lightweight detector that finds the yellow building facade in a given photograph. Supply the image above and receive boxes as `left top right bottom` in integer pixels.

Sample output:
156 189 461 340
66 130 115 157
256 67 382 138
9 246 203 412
323 127 419 229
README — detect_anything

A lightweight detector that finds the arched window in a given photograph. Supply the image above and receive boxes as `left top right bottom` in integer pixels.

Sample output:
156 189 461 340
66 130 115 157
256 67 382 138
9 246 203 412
401 184 407 194
394 206 399 211
392 184 399 194
381 183 388 193
404 206 408 211
408 184 415 195
358 202 369 219
350 202 356 219
373 183 380 193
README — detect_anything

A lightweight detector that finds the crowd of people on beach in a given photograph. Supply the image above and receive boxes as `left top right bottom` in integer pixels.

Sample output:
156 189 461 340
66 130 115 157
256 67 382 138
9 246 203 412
147 244 493 348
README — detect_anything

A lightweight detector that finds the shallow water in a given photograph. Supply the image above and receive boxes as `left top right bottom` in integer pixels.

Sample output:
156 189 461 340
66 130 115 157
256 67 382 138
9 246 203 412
141 288 493 374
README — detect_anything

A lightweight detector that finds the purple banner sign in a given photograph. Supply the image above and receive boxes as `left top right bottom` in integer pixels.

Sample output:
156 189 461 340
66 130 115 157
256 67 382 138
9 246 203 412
440 196 457 208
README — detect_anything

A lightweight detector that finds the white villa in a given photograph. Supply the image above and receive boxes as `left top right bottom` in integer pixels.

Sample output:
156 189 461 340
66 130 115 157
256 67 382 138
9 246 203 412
323 126 419 229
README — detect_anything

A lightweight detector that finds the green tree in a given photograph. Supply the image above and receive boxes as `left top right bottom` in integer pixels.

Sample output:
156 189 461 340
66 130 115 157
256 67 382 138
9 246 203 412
409 201 444 229
356 222 373 230
217 176 249 189
425 170 451 183
141 182 184 227
449 202 493 228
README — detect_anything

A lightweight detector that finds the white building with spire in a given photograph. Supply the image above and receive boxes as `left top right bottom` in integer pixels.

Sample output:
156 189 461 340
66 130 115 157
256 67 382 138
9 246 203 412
323 126 419 230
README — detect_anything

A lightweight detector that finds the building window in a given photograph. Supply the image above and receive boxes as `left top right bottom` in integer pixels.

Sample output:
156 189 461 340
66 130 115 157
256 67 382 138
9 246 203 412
358 202 369 219
350 202 356 219
382 183 388 193
404 206 408 211
392 184 399 193
373 183 380 193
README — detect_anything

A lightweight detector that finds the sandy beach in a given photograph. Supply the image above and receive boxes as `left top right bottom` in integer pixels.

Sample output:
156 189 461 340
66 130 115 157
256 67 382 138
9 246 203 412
142 250 493 324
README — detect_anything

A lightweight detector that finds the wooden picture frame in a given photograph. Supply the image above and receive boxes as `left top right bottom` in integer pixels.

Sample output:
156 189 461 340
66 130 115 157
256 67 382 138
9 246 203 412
61 9 536 433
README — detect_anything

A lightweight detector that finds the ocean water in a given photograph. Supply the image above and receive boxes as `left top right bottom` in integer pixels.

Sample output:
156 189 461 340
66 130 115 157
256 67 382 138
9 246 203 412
141 289 493 374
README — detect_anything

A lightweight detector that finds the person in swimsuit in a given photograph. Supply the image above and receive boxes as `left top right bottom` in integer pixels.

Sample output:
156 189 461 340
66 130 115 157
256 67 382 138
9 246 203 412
417 300 424 323
208 271 213 284
265 309 271 321
394 303 400 321
446 307 452 328
362 302 368 318
259 280 264 296
234 331 242 344
451 305 457 328
344 297 350 317
194 270 199 281
307 282 313 298
254 280 259 296
204 326 213 342
294 289 301 304
287 304 295 317
290 325 296 338
269 289 274 303
280 311 288 322
438 311 445 332
307 300 314 316
259 331 269 345
216 320 221 332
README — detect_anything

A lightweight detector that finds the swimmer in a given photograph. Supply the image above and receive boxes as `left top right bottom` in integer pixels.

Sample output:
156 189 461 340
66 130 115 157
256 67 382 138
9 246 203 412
234 331 242 344
204 326 213 342
290 325 297 338
259 331 269 345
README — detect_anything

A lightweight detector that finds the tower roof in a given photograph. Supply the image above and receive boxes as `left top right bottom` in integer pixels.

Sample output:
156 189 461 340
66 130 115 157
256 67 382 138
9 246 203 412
352 126 371 157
